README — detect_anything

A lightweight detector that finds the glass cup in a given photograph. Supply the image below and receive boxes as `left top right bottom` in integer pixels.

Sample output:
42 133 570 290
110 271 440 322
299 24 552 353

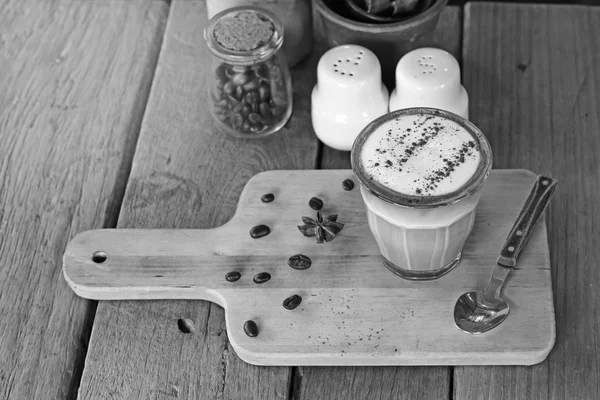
351 108 492 280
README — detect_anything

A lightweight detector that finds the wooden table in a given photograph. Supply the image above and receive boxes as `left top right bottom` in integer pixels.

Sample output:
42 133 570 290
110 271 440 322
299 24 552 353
1 1 599 399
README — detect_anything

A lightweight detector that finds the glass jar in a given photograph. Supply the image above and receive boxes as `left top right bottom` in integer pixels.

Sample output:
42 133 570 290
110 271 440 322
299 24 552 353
206 0 313 67
204 6 293 138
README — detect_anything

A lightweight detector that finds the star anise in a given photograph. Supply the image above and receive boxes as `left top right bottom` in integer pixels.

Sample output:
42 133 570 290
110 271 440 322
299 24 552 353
297 211 344 243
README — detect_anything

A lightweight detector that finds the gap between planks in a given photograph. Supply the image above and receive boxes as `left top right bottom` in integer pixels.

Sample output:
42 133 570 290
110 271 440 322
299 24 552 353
69 2 171 398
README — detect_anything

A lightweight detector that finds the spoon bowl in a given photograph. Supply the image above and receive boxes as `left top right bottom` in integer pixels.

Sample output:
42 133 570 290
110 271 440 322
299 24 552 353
454 290 509 334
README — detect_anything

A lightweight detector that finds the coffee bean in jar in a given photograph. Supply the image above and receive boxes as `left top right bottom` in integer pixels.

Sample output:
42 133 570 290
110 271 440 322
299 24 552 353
204 7 293 138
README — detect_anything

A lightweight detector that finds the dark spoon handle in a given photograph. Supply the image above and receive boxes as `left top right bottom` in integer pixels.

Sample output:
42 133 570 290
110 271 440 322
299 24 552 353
497 176 557 268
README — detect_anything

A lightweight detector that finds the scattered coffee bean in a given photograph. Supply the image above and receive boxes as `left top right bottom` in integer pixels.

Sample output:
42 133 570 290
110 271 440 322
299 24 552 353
342 179 355 191
309 197 323 210
288 254 311 270
283 294 302 310
225 271 241 282
261 193 275 203
253 272 271 284
244 320 258 337
250 224 270 239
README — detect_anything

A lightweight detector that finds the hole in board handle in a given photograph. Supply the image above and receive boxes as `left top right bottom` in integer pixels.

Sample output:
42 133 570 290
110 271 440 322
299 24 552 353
92 251 107 264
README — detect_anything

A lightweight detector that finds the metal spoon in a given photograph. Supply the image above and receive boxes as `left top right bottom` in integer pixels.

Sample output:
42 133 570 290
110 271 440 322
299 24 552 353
454 175 557 334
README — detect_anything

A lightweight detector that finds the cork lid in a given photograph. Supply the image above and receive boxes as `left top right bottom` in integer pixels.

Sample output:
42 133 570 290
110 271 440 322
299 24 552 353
205 6 284 65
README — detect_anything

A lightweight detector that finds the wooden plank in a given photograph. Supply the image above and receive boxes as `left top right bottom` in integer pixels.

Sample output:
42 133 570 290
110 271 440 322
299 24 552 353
78 0 320 399
319 6 463 170
0 0 168 399
64 170 554 366
300 6 462 399
456 3 600 400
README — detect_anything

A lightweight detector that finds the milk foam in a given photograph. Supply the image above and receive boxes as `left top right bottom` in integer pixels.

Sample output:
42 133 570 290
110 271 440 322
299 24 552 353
360 113 481 197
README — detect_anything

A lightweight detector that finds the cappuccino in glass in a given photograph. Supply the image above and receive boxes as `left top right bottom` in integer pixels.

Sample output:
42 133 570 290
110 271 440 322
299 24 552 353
351 108 492 280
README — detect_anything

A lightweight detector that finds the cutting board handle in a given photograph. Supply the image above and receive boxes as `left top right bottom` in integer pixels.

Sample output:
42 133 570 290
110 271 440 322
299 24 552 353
62 228 231 303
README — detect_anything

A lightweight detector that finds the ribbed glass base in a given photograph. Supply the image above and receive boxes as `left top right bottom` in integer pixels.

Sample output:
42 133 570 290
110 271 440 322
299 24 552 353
382 253 462 281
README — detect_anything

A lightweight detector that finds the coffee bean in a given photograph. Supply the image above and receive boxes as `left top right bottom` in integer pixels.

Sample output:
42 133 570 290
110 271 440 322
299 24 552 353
259 102 271 118
224 81 235 95
233 113 244 128
227 94 240 105
258 85 270 101
245 91 259 105
215 65 227 80
309 197 323 210
241 104 251 116
242 121 251 132
288 254 311 270
342 179 355 191
225 271 241 282
283 294 302 310
243 79 260 91
261 193 275 203
244 320 258 337
250 224 270 239
235 85 244 100
232 73 248 86
251 101 259 114
253 272 271 284
232 102 243 113
250 122 264 133
249 113 262 124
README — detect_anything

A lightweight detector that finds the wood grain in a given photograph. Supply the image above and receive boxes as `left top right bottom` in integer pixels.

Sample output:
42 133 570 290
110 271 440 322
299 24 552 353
319 6 463 170
456 3 600 400
303 6 462 400
77 0 320 399
0 1 167 399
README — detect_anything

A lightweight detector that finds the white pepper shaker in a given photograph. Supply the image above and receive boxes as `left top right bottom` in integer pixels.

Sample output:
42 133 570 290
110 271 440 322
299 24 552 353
311 45 389 151
389 47 469 119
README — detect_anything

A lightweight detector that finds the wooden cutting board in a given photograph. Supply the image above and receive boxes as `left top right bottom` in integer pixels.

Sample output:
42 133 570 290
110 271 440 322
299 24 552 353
63 169 554 366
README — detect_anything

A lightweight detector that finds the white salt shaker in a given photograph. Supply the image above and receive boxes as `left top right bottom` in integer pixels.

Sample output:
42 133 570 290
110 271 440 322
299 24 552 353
311 45 389 151
389 47 468 119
